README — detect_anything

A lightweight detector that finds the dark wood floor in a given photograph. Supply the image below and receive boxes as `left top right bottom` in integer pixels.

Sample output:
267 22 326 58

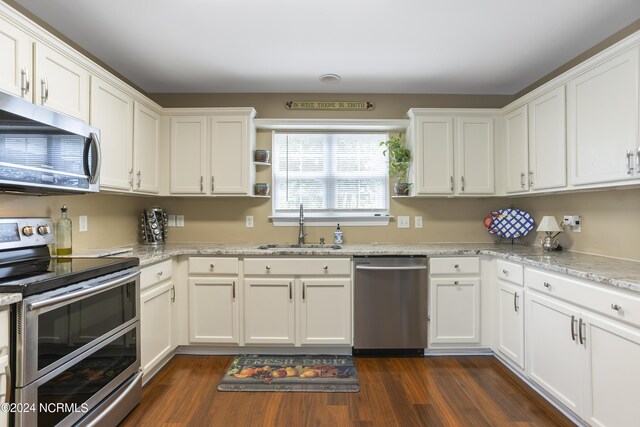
120 355 575 427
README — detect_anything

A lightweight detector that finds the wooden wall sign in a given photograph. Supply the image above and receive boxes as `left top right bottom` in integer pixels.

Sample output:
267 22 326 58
285 101 375 111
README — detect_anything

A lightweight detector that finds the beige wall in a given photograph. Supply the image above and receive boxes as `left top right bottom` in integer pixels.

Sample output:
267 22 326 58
0 193 149 251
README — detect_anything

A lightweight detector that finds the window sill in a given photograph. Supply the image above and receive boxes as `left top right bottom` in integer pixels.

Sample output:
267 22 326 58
270 215 392 227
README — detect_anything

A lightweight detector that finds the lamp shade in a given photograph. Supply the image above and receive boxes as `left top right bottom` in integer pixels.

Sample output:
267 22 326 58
536 216 563 233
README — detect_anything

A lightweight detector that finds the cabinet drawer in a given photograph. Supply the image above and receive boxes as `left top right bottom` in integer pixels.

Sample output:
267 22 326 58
526 267 640 327
140 259 173 291
244 258 351 276
189 257 239 275
430 257 479 275
496 259 523 285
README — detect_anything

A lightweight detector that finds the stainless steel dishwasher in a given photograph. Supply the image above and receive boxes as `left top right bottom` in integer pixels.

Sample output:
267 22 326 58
353 256 428 355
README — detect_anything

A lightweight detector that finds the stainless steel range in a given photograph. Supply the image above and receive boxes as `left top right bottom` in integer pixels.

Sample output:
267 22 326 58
0 218 141 427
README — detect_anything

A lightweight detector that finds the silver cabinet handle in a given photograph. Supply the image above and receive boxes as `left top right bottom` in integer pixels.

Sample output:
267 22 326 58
200 176 203 192
21 67 30 97
323 265 328 270
460 176 465 192
571 315 577 341
502 269 509 275
450 176 454 192
520 172 526 188
514 292 519 312
266 265 271 271
627 149 634 175
232 281 236 299
156 270 163 278
454 280 459 285
136 171 141 188
611 303 622 311
578 318 585 345
171 284 175 302
454 264 460 269
4 364 11 403
529 170 534 187
211 176 215 192
40 77 48 104
288 282 292 300
302 282 306 300
209 263 214 271
543 282 551 288
129 169 134 188
637 147 640 173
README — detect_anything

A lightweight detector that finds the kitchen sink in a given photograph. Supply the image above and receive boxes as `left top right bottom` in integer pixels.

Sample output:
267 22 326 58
257 243 342 250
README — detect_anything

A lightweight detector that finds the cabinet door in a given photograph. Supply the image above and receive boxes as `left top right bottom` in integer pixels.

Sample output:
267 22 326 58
90 76 133 191
429 278 480 344
299 278 351 345
0 17 32 99
170 116 207 194
141 281 173 376
414 116 455 194
526 291 585 415
456 117 494 194
210 115 248 194
583 312 640 427
34 43 89 122
133 101 161 193
497 281 524 368
188 277 239 344
567 48 639 185
504 106 529 193
0 354 7 427
529 86 566 191
244 277 295 345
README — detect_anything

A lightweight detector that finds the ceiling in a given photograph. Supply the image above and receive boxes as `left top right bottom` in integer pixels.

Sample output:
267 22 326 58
11 0 640 94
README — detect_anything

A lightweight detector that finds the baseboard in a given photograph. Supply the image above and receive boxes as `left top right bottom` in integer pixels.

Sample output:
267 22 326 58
174 345 353 356
424 347 494 356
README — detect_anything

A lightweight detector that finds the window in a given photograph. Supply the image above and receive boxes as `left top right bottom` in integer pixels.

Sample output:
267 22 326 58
272 132 389 224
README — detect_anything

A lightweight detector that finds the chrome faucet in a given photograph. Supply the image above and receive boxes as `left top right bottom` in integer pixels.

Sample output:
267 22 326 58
298 203 307 245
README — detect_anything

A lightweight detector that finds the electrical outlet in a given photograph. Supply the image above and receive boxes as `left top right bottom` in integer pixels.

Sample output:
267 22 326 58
563 215 581 232
246 216 254 228
167 214 176 227
415 216 423 229
176 215 185 227
79 215 88 232
397 216 410 228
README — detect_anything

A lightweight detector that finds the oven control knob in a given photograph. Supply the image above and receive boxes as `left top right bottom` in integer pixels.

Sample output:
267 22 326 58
37 225 51 235
22 226 34 236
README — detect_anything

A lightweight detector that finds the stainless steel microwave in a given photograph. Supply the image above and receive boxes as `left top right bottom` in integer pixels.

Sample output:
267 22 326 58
0 91 101 194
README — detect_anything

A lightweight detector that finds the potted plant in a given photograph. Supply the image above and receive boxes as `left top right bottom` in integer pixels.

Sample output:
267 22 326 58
380 135 412 195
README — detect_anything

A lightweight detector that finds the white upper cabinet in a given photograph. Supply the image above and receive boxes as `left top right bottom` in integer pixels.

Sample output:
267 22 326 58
170 116 207 194
456 116 494 194
90 76 134 191
528 86 566 191
133 101 161 194
567 47 640 185
0 16 32 98
168 109 256 196
413 115 455 194
504 106 529 193
34 43 90 122
409 111 494 196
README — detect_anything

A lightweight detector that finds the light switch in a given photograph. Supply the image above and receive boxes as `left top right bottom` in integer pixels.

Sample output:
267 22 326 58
176 215 185 227
415 216 423 228
397 216 410 228
79 215 88 232
167 214 176 227
246 216 254 228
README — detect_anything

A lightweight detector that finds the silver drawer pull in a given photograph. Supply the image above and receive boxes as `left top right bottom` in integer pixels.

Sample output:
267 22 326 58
611 303 622 311
156 271 163 277
209 264 214 270
454 281 459 285
454 264 460 269
543 282 551 288
502 269 509 275
266 265 271 270
323 265 328 270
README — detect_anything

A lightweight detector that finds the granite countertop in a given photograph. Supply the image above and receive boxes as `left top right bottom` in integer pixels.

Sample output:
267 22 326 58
0 293 22 307
82 242 640 294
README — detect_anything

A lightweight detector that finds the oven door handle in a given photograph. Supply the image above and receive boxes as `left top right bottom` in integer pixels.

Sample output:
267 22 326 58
355 265 427 271
27 271 139 311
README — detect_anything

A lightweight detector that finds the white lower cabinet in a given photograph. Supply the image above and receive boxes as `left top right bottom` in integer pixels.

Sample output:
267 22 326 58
140 280 174 376
140 260 174 377
244 277 295 345
526 289 640 426
189 277 239 343
299 278 351 345
497 281 524 368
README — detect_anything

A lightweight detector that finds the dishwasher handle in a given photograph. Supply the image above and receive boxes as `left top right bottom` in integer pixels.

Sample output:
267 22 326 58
355 265 427 271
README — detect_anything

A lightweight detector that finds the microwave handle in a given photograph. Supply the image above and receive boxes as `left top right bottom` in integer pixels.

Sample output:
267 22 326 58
83 132 102 185
27 271 139 311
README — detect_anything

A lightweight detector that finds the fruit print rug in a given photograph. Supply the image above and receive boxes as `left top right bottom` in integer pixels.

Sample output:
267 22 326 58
217 355 359 392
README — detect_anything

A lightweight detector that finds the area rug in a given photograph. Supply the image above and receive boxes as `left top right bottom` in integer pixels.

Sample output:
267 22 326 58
217 355 359 392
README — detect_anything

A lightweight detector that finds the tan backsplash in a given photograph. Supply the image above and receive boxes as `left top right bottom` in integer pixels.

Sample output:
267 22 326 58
1 188 639 261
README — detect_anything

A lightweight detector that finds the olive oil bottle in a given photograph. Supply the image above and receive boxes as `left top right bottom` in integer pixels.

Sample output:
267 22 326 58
55 205 72 255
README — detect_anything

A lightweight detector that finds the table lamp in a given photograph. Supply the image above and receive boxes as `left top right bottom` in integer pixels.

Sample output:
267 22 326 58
537 216 563 251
